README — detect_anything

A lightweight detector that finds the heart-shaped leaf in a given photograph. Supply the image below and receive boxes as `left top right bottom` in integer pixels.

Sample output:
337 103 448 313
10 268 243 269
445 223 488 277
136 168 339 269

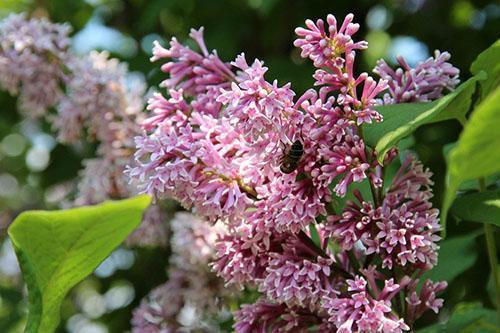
8 195 151 333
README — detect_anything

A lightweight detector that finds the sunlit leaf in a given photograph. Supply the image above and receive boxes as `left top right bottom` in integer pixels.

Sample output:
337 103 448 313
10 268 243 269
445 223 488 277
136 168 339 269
8 195 151 333
470 39 500 101
365 72 486 163
442 87 500 233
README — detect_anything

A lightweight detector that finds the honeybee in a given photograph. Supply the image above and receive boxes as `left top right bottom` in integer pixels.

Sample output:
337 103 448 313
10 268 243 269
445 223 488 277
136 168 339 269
280 139 304 174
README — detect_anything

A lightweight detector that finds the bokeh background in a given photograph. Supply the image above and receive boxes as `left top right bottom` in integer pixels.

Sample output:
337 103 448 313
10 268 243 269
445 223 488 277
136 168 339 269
0 0 499 332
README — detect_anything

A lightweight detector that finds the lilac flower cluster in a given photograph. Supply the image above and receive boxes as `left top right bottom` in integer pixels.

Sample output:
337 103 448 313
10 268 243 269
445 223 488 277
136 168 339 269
0 14 166 247
326 156 440 270
131 213 233 332
374 51 460 104
56 51 146 205
0 13 70 116
129 12 456 332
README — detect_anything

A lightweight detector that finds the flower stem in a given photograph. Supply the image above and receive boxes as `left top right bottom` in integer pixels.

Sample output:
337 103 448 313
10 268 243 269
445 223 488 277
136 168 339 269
357 124 381 206
298 230 352 279
478 178 500 314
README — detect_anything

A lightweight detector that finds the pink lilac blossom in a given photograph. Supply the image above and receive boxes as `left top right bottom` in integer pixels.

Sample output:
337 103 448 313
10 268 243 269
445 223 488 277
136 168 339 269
128 32 256 222
234 298 335 333
125 204 169 248
217 54 302 156
324 274 411 333
53 51 145 147
260 254 334 310
0 14 166 248
405 278 447 323
151 27 234 117
127 110 256 222
132 213 233 333
0 13 70 116
54 51 147 203
294 13 367 68
254 175 330 233
211 223 283 287
374 50 460 104
326 155 441 270
308 52 387 125
295 90 382 198
75 157 131 205
60 52 170 248
129 12 454 333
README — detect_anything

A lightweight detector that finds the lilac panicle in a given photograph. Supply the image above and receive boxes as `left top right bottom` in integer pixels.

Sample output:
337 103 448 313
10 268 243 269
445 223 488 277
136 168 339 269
0 13 70 116
127 12 455 332
217 54 303 159
234 298 333 333
294 13 367 68
324 274 411 333
151 27 234 117
326 155 441 271
0 14 166 248
260 254 334 310
132 213 234 332
374 50 460 104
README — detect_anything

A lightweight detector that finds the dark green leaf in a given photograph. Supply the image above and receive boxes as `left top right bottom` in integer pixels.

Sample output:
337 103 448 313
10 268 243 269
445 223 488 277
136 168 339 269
8 195 151 333
418 303 498 333
422 231 480 284
451 190 500 227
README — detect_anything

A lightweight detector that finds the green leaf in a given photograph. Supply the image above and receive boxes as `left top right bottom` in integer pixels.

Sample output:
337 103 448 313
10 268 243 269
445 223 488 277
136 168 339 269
487 265 499 308
443 143 500 191
365 72 486 163
8 195 151 333
418 303 498 333
422 231 480 284
451 190 500 227
471 39 500 101
309 223 321 248
442 87 500 233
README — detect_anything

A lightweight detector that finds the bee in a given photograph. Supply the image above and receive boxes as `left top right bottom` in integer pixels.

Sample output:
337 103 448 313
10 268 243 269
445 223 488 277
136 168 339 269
280 139 304 174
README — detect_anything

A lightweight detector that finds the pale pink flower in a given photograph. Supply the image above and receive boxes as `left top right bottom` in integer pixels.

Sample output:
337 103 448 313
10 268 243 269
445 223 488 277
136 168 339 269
151 27 234 117
260 255 333 310
374 50 460 104
326 155 441 270
324 276 410 333
405 279 447 323
294 13 367 68
0 13 70 116
217 54 302 155
211 225 284 287
234 297 337 333
132 213 233 332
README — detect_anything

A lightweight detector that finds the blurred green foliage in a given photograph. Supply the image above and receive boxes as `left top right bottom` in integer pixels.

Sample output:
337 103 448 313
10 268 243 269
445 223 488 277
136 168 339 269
0 0 499 332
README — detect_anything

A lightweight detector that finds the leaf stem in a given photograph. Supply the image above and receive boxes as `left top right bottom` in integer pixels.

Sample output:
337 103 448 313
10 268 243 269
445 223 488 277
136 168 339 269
478 178 500 314
357 124 381 206
297 230 352 279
